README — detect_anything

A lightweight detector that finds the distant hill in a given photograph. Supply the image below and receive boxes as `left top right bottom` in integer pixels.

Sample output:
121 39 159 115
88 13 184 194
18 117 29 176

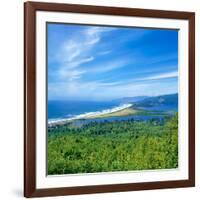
114 96 148 104
132 93 178 111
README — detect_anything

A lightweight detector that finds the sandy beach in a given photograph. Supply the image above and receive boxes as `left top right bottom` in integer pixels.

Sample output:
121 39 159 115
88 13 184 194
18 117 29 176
48 104 139 126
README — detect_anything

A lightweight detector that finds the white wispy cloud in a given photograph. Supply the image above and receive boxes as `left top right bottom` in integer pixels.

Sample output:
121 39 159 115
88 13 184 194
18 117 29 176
48 79 149 101
83 26 116 36
48 78 177 100
58 26 114 64
84 80 124 87
54 26 116 81
89 59 130 74
140 71 178 81
58 69 86 81
98 50 112 56
65 56 94 69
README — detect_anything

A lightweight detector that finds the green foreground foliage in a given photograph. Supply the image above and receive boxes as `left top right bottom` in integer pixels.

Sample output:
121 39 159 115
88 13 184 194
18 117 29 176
48 114 178 175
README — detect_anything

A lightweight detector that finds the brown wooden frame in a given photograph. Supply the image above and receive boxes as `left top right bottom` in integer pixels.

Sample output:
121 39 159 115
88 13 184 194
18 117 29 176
24 1 195 198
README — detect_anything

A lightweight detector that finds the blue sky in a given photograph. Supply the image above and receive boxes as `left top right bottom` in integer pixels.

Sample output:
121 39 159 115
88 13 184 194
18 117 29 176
48 23 178 101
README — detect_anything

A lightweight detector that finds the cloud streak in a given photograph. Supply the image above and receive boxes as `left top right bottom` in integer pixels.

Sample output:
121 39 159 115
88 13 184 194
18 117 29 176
53 26 117 81
140 71 178 81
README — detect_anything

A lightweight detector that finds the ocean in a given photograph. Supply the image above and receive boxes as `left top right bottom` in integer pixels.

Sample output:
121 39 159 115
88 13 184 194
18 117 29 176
48 100 120 121
48 99 176 125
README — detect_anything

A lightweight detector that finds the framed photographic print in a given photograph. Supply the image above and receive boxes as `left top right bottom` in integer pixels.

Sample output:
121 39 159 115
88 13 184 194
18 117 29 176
24 1 195 198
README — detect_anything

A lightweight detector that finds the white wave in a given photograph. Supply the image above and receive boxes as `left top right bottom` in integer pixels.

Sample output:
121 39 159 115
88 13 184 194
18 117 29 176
48 103 132 125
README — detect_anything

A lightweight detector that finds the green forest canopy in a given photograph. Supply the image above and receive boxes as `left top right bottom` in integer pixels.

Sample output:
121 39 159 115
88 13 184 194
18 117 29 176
48 114 178 175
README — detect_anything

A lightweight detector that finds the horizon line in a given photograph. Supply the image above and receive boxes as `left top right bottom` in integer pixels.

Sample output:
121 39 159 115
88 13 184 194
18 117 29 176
48 92 178 102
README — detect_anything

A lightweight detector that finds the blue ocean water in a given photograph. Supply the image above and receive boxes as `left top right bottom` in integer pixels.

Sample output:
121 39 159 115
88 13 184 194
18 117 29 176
48 99 177 124
48 100 119 120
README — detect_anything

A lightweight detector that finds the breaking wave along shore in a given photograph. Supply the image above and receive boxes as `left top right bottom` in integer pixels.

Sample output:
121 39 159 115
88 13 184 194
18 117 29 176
48 103 132 126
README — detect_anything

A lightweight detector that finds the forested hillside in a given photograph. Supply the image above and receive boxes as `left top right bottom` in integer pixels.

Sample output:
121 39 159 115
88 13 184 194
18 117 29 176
48 114 178 174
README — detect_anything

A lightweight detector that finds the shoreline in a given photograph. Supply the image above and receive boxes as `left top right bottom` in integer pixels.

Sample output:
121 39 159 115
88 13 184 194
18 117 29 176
85 107 138 119
48 104 135 126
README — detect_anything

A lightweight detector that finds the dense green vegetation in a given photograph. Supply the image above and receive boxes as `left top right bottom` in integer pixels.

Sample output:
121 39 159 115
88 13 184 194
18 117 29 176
48 114 178 175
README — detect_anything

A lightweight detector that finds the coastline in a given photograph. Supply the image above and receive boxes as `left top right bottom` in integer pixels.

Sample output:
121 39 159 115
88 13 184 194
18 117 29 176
48 104 137 126
85 107 138 119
